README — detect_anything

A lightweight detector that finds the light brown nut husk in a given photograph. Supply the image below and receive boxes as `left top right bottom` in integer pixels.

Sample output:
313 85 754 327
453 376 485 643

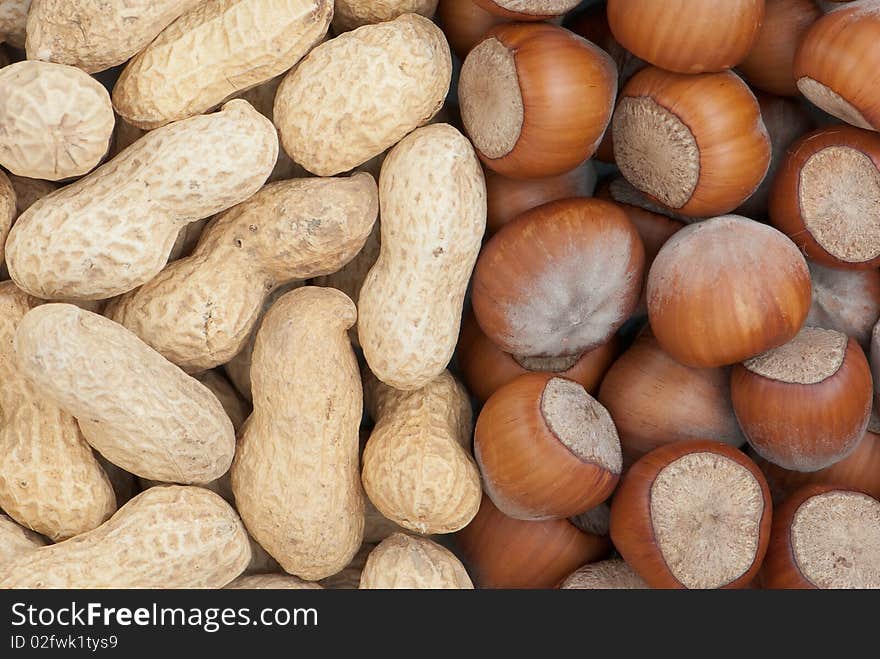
107 174 378 372
0 61 113 181
0 513 46 565
0 486 250 588
6 99 277 301
141 370 249 501
359 123 486 390
232 287 365 580
14 304 236 484
0 283 116 541
359 533 474 589
25 0 203 73
225 574 322 589
274 14 451 176
333 0 438 32
362 370 481 534
113 0 333 129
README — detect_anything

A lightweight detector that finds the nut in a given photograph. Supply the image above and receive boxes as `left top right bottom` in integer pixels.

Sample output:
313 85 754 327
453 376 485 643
333 0 439 32
113 0 332 129
359 123 486 390
232 287 365 580
0 486 251 588
273 14 451 176
13 304 236 484
359 533 473 589
0 61 114 180
25 0 203 73
0 283 116 541
108 174 378 372
361 369 482 535
6 99 277 301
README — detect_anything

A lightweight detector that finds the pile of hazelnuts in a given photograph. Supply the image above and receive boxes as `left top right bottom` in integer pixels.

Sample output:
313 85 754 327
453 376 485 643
442 0 880 589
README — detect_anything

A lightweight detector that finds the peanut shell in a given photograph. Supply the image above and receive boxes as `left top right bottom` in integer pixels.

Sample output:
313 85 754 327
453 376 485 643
14 304 236 484
359 123 486 390
107 174 377 372
113 0 332 129
232 287 365 580
0 486 251 588
0 283 116 541
274 14 451 175
6 99 277 301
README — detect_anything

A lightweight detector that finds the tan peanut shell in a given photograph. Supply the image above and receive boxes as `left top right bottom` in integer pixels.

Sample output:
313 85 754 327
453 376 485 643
0 170 13 265
14 304 236 484
0 514 46 565
0 0 28 49
141 370 249 502
362 370 482 535
0 283 116 541
223 281 304 401
359 533 474 589
314 218 381 348
232 287 365 580
332 0 439 32
107 174 378 372
6 99 277 301
97 456 139 507
0 486 251 588
0 61 114 181
113 0 333 130
7 174 56 218
273 14 452 176
25 0 203 73
359 123 486 390
226 574 322 589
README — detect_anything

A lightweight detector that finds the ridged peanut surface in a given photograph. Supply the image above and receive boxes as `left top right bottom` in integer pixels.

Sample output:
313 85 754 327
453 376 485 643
359 533 474 589
274 14 451 175
333 0 438 32
0 170 13 265
108 174 378 372
226 574 323 589
359 124 486 390
232 287 365 580
6 100 277 301
0 514 46 565
0 0 28 48
14 304 236 484
0 283 115 541
0 486 251 589
0 61 114 180
362 370 482 535
113 0 332 129
25 0 203 73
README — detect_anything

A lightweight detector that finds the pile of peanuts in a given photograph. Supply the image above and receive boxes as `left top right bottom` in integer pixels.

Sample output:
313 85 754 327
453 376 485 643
0 0 878 590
